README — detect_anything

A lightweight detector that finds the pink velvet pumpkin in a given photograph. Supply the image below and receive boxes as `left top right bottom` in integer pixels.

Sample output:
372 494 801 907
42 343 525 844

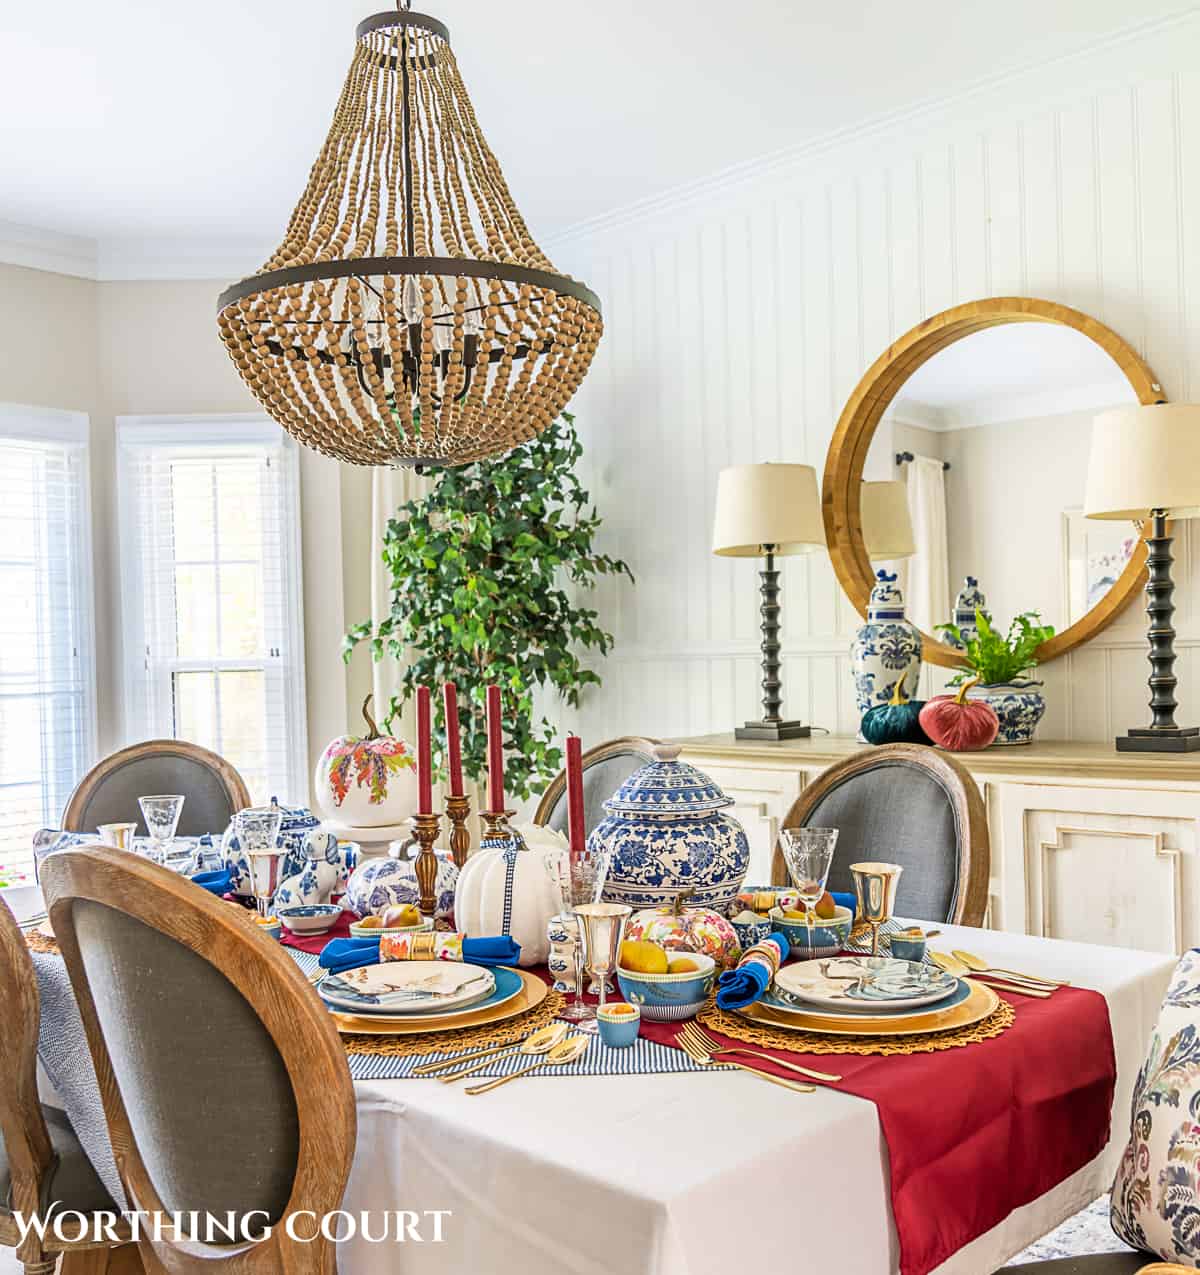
918 682 999 751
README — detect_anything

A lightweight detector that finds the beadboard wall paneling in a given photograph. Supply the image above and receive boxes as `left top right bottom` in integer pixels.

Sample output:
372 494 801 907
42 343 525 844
548 15 1200 745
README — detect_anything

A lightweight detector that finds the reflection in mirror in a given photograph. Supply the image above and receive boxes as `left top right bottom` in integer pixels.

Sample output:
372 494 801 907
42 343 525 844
860 322 1140 637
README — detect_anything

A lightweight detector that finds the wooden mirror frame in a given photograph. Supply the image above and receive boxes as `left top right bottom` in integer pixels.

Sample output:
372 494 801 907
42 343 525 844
823 296 1166 668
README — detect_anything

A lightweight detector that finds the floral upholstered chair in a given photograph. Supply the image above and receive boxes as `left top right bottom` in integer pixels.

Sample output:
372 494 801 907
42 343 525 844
1006 949 1200 1274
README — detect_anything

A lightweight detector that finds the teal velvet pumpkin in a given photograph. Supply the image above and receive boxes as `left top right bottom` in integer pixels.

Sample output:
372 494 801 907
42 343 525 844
861 682 930 745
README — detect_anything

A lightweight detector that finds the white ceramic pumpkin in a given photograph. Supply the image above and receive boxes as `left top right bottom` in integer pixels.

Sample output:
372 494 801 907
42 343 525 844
314 695 419 828
453 823 564 967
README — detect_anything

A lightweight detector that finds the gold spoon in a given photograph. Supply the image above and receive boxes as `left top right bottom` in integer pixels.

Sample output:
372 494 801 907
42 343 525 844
927 950 1051 997
434 1021 571 1083
928 950 969 977
465 1034 590 1095
951 950 1069 988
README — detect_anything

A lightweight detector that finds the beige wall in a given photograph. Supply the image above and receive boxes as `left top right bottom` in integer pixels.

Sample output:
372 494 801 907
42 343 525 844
0 265 365 797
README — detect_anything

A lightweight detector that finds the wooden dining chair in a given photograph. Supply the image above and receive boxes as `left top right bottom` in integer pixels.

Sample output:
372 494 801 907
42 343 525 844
533 736 658 838
0 899 138 1275
62 740 252 837
40 848 357 1275
771 743 990 927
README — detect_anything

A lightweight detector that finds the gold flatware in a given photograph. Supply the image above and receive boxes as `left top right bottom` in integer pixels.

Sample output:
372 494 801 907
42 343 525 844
970 976 1052 999
678 1023 839 1083
412 1022 569 1077
950 950 1069 987
465 1035 589 1095
676 1024 814 1093
435 1022 571 1083
928 950 1053 997
928 950 970 977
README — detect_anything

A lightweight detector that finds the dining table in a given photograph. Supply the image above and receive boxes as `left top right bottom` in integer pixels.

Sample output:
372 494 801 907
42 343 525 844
11 879 1175 1275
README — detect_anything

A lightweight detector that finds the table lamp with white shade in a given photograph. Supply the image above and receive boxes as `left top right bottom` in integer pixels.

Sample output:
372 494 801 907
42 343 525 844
1084 403 1200 752
861 481 917 561
712 463 825 740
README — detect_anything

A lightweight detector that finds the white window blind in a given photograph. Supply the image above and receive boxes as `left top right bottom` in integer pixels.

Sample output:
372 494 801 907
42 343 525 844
119 418 307 807
0 406 95 877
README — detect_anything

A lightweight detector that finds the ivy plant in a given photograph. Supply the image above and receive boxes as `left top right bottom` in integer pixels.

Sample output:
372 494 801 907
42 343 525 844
937 610 1055 686
344 412 633 801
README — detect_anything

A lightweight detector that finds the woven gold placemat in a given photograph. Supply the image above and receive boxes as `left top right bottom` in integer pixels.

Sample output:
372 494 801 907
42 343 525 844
340 989 566 1058
697 996 1015 1056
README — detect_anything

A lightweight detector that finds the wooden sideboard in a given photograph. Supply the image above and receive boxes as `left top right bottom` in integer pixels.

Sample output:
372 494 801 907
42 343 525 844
675 734 1200 955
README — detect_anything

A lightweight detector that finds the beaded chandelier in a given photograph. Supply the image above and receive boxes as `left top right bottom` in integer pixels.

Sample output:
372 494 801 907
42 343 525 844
217 7 602 468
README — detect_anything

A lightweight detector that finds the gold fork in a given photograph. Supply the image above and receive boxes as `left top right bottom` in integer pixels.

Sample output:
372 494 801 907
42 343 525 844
675 1024 814 1093
680 1022 841 1083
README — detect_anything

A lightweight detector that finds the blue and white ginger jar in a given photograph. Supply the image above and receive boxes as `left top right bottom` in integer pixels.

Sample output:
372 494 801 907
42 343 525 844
274 830 359 909
593 744 749 912
948 576 989 648
851 570 922 723
222 799 321 898
965 680 1046 745
343 837 458 923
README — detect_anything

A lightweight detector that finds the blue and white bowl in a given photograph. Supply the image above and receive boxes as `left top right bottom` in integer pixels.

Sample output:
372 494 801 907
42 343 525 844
597 1002 641 1048
616 952 716 1022
277 903 342 936
965 680 1046 746
772 905 854 959
730 914 773 951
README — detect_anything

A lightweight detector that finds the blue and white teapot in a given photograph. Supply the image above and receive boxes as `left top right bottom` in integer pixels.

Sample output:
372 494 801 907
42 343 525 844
593 744 749 913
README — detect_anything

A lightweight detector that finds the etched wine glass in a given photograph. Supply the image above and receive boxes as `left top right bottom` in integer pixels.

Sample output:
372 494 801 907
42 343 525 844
138 795 185 865
237 805 285 918
778 827 839 958
544 840 612 1022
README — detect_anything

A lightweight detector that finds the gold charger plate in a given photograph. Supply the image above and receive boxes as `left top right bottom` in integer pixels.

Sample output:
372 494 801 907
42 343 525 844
328 967 548 1036
736 978 999 1037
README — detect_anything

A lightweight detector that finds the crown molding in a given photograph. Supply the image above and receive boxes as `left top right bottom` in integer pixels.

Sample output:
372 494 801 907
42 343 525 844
3 3 1199 281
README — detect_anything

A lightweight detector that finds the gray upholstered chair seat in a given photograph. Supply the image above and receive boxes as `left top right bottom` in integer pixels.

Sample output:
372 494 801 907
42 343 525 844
1006 1252 1154 1272
0 1103 116 1218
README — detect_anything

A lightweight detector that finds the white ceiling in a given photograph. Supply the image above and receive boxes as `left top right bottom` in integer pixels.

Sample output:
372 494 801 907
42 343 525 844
0 0 1189 263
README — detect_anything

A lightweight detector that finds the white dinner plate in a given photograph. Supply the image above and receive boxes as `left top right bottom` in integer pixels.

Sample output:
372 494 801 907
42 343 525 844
762 977 971 1022
318 960 496 1015
773 956 959 1010
318 966 525 1023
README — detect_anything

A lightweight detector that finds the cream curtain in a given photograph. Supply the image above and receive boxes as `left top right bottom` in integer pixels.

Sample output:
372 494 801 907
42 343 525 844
904 456 951 636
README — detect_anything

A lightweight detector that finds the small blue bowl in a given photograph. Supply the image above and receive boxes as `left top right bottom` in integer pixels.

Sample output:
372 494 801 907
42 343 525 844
889 934 927 962
277 904 342 936
772 905 854 959
597 1003 641 1048
730 915 773 952
616 953 716 1022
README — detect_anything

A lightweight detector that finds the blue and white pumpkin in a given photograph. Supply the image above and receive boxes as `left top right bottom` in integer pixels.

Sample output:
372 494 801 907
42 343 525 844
343 839 458 924
593 745 749 912
274 831 359 909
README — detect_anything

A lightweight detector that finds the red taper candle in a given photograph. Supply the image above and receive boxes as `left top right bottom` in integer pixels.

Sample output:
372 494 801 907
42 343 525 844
486 684 505 813
565 734 586 859
443 682 464 798
416 685 433 814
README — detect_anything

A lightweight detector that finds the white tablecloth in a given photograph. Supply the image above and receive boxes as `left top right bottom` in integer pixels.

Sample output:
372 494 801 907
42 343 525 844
338 924 1175 1275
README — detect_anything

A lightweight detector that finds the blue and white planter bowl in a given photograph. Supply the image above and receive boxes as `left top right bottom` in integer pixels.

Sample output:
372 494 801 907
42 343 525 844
343 841 458 922
850 570 922 731
965 679 1046 746
593 744 749 912
222 799 321 898
277 904 342 936
770 905 854 959
616 952 716 1022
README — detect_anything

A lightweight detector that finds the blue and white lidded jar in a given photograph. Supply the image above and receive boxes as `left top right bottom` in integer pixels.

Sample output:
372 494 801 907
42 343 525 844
949 577 989 648
850 570 923 722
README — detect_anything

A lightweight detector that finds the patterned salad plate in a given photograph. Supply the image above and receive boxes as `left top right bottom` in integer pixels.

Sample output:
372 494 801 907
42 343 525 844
318 966 523 1024
327 967 549 1036
762 978 972 1022
736 979 999 1038
774 957 958 1011
319 960 495 1015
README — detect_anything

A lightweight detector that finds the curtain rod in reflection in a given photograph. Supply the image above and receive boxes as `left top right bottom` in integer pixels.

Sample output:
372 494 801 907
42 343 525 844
895 450 951 471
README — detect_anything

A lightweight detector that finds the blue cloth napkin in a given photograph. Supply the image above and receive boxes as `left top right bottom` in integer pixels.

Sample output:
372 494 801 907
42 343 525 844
716 933 788 1010
832 891 856 916
319 935 521 975
190 867 234 895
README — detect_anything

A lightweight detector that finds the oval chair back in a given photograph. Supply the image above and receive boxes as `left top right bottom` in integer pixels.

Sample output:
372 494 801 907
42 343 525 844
62 741 251 838
533 737 659 839
40 848 355 1274
772 744 990 927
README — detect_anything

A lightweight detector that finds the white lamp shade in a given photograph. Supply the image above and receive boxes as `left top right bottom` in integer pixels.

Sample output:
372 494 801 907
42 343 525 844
1085 404 1200 520
861 481 916 560
711 463 825 557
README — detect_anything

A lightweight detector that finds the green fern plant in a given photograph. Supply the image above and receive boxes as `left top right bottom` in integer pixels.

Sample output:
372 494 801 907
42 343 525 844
937 610 1055 687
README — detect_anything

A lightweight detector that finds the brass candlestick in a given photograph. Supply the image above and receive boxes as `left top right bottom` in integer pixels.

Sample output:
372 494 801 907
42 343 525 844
445 793 472 867
409 811 442 917
480 809 517 845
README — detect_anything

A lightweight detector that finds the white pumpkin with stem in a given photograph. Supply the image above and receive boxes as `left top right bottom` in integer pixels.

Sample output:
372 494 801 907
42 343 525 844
313 694 419 828
453 822 565 967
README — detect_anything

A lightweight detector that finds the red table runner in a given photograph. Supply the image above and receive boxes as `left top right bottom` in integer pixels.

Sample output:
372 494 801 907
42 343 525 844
285 926 1116 1275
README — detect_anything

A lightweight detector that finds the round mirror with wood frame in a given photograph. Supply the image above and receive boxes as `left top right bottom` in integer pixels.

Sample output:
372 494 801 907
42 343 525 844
822 296 1166 668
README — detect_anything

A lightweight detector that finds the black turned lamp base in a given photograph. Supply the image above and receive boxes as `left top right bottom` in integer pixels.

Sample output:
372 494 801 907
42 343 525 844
735 719 812 741
1116 726 1200 753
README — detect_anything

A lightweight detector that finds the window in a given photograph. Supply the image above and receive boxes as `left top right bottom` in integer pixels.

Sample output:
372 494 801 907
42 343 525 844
0 405 95 880
119 417 307 806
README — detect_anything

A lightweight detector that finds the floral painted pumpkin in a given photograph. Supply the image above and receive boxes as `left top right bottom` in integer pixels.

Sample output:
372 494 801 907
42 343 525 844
919 680 999 751
624 889 742 969
861 680 929 746
314 695 418 828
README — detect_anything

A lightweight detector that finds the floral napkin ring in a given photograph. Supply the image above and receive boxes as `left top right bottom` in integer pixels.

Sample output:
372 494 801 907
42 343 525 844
380 931 465 962
736 889 800 914
738 937 784 981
